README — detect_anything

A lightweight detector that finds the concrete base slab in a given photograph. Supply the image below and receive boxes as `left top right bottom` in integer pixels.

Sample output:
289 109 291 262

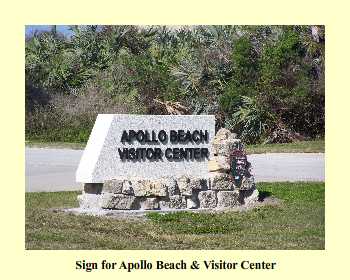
57 196 280 219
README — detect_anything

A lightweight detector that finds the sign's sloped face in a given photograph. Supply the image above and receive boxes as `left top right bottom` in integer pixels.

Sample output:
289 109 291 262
76 114 215 183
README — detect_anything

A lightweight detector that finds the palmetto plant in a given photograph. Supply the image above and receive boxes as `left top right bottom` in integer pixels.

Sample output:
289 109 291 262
25 25 325 144
225 96 276 144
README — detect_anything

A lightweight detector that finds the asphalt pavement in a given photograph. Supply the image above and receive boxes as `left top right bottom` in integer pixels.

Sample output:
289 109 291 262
25 148 325 192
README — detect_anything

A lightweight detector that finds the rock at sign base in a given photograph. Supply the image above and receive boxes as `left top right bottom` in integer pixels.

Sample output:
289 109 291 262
210 172 234 191
77 193 101 209
103 179 123 194
133 180 167 197
240 176 255 190
122 180 134 195
212 141 241 156
159 195 186 209
177 176 192 196
208 156 231 172
100 193 138 209
217 190 240 208
163 178 179 196
189 178 202 190
239 188 259 205
198 190 217 208
214 128 237 142
211 128 241 156
140 198 159 210
208 160 220 172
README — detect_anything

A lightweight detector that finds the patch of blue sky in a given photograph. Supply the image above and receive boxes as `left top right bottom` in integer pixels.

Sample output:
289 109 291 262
25 25 74 37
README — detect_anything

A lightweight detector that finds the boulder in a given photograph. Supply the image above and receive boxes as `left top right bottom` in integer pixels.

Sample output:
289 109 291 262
239 188 259 205
210 172 234 190
208 156 231 172
177 176 203 196
77 193 101 209
163 178 180 196
159 195 186 209
214 128 237 142
121 180 134 195
100 193 138 209
212 140 241 156
133 180 167 197
177 176 192 196
189 178 202 190
212 128 241 156
217 190 240 208
198 190 217 208
208 160 221 172
103 179 123 194
239 176 255 191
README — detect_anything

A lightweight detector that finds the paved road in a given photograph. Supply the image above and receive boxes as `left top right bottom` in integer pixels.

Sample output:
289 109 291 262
25 148 325 192
25 148 83 192
248 153 324 182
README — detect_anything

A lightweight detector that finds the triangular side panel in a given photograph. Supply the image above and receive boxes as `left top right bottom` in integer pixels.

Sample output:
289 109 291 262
75 114 114 183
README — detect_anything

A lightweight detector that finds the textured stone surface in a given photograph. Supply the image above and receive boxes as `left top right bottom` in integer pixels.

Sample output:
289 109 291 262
77 193 101 209
133 180 167 197
189 178 202 190
239 188 259 205
199 178 210 191
212 141 241 156
198 191 217 208
210 172 234 190
83 183 103 194
100 193 138 209
159 195 186 209
103 179 123 194
212 128 241 156
76 114 215 183
163 178 179 196
177 176 192 196
122 180 134 195
213 128 237 142
140 198 159 210
177 177 203 197
208 156 230 172
217 191 240 208
240 176 255 190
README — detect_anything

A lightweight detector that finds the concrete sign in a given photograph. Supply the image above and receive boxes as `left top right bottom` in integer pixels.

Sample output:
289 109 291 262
76 114 215 183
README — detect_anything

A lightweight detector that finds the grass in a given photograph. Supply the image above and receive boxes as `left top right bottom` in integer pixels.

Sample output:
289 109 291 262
25 139 325 154
25 140 86 150
25 182 325 250
246 140 324 154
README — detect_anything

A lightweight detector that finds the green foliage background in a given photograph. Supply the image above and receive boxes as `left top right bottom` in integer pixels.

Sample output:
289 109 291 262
25 25 324 144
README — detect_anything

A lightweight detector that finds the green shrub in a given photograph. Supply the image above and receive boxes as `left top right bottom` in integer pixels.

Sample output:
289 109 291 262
224 96 276 144
25 25 325 144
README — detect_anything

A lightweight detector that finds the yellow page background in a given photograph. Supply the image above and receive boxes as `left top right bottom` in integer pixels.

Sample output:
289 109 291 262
1 0 348 278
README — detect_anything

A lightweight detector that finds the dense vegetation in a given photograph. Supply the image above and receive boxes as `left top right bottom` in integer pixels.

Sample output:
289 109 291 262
25 25 325 144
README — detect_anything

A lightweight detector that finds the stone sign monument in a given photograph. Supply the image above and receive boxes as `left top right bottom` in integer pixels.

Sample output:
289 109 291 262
76 114 258 211
76 114 215 182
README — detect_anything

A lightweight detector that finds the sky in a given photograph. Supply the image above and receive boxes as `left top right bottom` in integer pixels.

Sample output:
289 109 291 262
25 25 74 37
25 25 185 37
